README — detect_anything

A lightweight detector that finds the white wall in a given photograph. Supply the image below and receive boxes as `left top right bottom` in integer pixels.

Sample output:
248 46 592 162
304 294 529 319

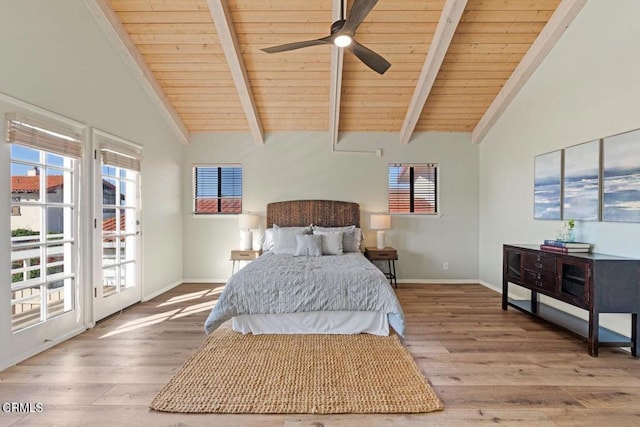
478 0 640 335
0 1 183 318
183 131 479 282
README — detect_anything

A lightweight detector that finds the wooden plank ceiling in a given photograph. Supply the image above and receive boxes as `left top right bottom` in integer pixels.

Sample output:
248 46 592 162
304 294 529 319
107 0 562 140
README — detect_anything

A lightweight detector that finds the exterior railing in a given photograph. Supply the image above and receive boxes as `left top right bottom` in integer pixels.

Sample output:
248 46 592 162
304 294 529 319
10 233 70 330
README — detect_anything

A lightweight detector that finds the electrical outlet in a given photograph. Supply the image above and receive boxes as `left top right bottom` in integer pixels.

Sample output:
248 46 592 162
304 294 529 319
443 262 449 270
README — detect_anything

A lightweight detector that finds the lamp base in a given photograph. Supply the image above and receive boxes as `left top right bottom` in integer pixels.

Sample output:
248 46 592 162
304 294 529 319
240 230 253 250
376 230 385 249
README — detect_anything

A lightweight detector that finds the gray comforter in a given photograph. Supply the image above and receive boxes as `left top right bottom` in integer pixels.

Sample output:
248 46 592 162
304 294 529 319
204 252 405 335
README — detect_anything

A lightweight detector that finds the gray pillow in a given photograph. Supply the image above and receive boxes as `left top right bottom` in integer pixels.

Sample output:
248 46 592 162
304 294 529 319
295 234 323 257
272 225 311 255
312 225 362 252
313 230 344 255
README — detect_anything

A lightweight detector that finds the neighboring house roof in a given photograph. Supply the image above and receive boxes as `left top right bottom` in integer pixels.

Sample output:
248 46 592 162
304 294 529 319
11 176 63 193
196 198 241 213
103 215 126 233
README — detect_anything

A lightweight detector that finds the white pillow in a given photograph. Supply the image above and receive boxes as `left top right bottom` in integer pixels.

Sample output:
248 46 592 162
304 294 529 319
295 234 323 257
261 228 274 252
312 225 363 252
313 230 343 255
273 225 311 255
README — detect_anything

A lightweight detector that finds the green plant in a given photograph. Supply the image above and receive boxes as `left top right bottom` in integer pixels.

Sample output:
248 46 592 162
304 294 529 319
11 228 39 237
567 219 575 229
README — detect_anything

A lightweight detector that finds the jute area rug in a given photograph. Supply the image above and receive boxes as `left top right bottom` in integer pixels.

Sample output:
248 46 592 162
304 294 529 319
150 328 443 414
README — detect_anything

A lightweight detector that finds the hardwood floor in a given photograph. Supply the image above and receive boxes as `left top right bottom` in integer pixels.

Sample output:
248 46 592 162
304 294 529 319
2 283 640 426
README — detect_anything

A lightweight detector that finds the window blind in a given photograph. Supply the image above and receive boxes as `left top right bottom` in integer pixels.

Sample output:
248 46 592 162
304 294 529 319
6 113 82 159
388 163 438 214
194 165 242 214
102 150 141 172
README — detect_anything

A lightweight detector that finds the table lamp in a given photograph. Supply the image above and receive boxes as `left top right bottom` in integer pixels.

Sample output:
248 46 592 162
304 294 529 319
370 214 391 249
238 213 259 250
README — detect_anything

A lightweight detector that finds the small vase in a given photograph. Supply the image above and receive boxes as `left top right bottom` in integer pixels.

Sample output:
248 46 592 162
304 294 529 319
565 229 575 242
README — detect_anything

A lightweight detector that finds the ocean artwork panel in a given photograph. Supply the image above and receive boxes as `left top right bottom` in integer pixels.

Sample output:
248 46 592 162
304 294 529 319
603 129 640 222
534 150 562 220
563 140 600 221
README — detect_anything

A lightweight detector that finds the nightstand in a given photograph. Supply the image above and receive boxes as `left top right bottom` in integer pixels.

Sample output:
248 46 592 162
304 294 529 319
230 250 261 274
364 247 398 288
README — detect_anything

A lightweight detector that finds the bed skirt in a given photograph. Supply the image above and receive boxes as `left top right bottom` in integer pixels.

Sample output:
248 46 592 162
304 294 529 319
232 311 390 336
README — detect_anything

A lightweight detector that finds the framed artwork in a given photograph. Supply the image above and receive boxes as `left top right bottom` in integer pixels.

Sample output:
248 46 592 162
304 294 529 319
534 150 562 220
563 140 600 221
603 128 640 222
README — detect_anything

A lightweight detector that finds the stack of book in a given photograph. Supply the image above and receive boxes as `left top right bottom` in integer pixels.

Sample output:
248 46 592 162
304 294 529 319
540 240 592 253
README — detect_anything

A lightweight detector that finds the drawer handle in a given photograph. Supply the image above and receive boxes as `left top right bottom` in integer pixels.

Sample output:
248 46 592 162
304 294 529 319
536 273 541 280
535 263 542 269
535 281 543 287
239 254 251 258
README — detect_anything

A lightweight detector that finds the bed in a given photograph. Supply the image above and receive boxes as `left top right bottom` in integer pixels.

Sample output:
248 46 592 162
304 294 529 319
204 200 405 336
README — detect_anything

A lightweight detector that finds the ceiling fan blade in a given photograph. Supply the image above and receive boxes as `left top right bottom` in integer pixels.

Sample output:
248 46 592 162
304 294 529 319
261 36 333 53
348 40 391 74
342 0 378 34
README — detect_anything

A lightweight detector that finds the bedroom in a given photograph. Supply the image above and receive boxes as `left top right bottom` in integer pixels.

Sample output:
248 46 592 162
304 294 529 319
1 0 640 424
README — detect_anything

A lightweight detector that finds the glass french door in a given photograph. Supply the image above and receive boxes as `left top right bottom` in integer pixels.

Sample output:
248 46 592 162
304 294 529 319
10 146 78 331
3 105 85 369
93 130 142 321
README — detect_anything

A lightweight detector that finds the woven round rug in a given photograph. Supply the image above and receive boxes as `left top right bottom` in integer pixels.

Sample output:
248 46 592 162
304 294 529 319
150 328 443 414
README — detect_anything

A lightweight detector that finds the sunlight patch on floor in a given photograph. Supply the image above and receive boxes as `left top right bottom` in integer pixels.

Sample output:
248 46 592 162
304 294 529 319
155 286 224 308
98 298 218 339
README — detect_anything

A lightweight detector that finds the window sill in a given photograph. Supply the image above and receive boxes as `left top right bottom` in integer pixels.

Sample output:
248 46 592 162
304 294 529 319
190 213 241 219
390 213 442 218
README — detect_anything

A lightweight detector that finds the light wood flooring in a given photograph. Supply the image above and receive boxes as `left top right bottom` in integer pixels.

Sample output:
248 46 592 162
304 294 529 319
2 283 640 426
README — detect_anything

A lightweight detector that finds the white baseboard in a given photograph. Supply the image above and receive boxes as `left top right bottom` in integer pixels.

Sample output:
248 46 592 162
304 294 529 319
477 279 501 293
398 279 481 284
0 326 87 372
182 278 228 284
142 279 184 302
183 278 491 286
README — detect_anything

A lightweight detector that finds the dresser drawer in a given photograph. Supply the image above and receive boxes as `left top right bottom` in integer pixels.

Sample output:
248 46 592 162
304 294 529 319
365 248 398 261
230 250 260 261
370 251 397 260
522 269 556 293
523 252 556 273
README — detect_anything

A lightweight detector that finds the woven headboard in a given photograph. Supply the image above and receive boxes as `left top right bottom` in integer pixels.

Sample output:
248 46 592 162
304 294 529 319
266 200 360 228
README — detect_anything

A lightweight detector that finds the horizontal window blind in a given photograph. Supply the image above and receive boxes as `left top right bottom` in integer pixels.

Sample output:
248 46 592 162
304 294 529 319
6 113 82 159
102 150 141 172
388 163 438 214
194 165 242 214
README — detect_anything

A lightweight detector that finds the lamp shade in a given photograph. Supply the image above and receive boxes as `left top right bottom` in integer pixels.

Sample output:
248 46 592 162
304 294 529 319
370 214 391 230
238 213 259 230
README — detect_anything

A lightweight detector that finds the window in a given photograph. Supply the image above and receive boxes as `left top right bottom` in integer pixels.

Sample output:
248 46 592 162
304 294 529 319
11 196 21 215
193 165 242 214
7 114 81 332
388 163 439 214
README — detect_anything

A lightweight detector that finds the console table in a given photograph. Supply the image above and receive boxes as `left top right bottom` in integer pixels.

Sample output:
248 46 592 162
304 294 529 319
503 244 640 357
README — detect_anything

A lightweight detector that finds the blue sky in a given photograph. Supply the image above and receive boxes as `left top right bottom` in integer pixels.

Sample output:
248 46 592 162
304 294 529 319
11 145 64 176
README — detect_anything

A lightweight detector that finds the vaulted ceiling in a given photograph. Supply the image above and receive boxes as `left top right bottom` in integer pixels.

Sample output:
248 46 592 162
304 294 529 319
86 0 586 145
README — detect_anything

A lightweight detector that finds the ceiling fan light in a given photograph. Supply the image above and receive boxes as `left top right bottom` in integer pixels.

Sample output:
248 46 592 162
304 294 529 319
334 35 352 47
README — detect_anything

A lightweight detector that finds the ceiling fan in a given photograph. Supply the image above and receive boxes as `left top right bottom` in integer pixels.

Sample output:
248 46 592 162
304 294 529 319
261 0 391 75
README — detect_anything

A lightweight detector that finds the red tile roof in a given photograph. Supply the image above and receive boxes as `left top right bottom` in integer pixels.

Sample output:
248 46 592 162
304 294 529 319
102 215 126 233
195 198 241 214
12 176 64 193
